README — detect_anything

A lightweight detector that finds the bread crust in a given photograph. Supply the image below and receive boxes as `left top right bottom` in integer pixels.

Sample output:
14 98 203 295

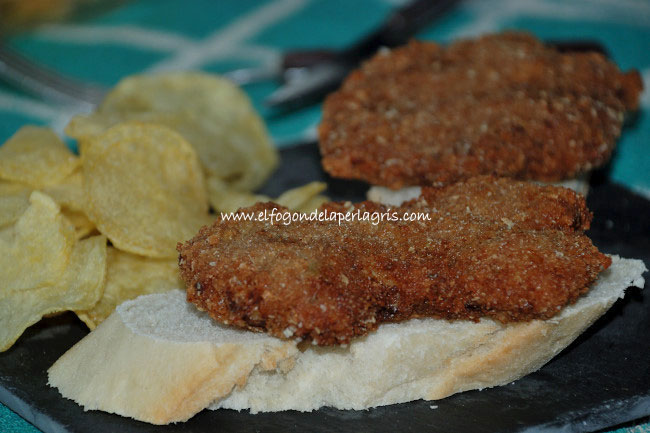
47 311 298 424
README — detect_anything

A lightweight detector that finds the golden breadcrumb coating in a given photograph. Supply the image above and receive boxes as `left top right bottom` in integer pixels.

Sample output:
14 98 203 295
319 32 643 189
178 177 610 345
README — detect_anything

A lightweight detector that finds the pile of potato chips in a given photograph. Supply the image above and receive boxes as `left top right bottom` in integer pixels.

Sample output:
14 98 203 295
66 72 278 192
0 127 108 350
0 72 328 351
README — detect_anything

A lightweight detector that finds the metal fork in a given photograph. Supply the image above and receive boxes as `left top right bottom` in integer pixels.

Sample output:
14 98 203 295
229 0 462 110
227 39 609 111
0 44 106 110
0 38 608 113
0 0 460 112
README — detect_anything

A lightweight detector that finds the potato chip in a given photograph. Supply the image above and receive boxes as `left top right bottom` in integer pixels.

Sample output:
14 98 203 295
0 235 107 351
0 126 79 188
207 176 328 214
66 72 278 191
63 209 96 239
0 191 76 293
0 182 31 228
1 172 92 235
295 195 329 213
66 112 124 143
43 170 85 213
67 112 178 154
275 182 327 212
82 122 211 258
0 180 29 194
38 169 94 237
76 247 183 329
206 175 272 213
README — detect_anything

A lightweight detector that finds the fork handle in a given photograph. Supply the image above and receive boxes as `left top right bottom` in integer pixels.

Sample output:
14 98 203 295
280 0 460 71
282 49 338 69
342 0 460 61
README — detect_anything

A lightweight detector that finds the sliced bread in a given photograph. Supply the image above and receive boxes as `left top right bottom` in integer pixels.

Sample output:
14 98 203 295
48 256 646 422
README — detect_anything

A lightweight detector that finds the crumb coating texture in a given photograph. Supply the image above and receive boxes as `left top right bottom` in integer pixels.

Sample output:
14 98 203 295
319 33 643 188
178 177 610 345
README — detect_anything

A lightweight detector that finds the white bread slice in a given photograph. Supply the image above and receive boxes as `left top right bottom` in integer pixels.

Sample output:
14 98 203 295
367 185 423 206
47 292 298 424
367 174 590 206
213 255 645 412
48 256 645 421
547 175 590 197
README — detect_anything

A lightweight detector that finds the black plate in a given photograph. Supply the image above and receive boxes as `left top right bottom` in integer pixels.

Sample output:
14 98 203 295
1 143 649 433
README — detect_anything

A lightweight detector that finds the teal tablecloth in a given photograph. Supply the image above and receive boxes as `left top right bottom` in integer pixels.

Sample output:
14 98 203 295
1 0 648 431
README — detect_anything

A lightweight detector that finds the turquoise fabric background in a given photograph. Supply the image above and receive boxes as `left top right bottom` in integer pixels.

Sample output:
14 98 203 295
0 0 648 431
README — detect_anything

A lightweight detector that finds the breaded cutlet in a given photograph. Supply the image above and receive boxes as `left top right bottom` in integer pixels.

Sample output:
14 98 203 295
319 32 643 189
178 177 610 345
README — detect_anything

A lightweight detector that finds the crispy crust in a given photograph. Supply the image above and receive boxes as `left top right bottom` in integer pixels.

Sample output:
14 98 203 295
178 177 610 345
319 32 643 188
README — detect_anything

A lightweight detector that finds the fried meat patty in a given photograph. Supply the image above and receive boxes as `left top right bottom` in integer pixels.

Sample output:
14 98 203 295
178 177 610 345
319 32 643 189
